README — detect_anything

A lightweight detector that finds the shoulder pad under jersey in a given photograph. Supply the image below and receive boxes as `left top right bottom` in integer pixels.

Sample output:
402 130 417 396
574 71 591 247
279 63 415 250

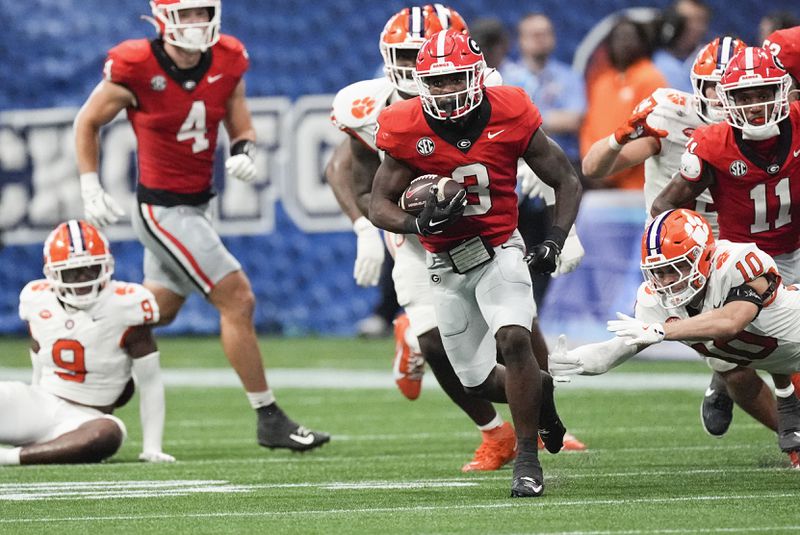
217 34 246 55
108 39 152 64
331 78 395 130
19 280 53 321
106 281 161 326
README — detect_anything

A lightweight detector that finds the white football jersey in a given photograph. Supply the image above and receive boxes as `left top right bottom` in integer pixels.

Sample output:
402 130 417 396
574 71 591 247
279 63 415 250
19 280 160 407
636 240 800 374
331 78 397 151
643 88 717 230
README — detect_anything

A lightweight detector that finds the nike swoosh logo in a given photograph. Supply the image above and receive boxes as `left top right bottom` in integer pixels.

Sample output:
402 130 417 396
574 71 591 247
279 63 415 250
518 477 543 494
704 388 715 397
405 183 432 199
794 148 800 158
428 219 449 227
289 433 316 445
207 74 223 84
487 130 505 139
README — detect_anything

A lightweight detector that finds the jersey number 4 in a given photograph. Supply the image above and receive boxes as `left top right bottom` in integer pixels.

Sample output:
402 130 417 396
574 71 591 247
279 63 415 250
52 339 87 383
750 178 791 233
177 101 210 153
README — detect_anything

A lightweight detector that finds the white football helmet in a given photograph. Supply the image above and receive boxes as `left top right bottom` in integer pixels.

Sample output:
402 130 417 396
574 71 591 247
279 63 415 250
149 0 221 52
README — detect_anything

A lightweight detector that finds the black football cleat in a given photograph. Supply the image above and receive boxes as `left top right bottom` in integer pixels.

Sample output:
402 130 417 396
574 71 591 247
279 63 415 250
510 476 544 498
257 405 331 452
539 371 566 453
701 373 734 437
777 394 800 453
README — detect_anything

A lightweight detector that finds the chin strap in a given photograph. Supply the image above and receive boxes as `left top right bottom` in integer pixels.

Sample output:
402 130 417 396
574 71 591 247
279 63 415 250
741 122 781 140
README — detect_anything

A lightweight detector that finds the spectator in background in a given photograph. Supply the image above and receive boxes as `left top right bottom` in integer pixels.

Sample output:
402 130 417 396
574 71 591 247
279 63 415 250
579 17 667 190
468 18 511 71
653 0 712 93
502 13 585 167
758 11 800 44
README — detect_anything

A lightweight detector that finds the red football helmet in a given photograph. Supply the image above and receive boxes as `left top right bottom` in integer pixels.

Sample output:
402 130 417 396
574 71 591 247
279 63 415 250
413 30 486 120
379 4 467 96
43 220 114 309
690 36 747 123
716 47 791 136
149 0 221 52
763 26 800 82
641 209 715 309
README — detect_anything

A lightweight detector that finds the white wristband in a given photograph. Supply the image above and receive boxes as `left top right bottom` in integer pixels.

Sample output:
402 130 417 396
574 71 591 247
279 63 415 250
607 134 623 152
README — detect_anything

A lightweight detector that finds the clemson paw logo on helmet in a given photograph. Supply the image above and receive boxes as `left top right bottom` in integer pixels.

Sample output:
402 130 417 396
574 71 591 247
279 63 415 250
683 214 709 246
351 97 376 119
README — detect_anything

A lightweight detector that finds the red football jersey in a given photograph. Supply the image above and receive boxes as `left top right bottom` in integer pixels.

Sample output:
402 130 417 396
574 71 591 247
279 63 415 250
764 26 800 81
105 36 248 195
684 102 800 257
376 85 542 252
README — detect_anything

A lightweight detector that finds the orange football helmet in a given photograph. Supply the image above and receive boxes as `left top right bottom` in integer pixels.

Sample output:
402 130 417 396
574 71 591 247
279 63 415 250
690 36 747 122
641 209 715 308
43 220 114 308
149 0 221 52
379 4 467 95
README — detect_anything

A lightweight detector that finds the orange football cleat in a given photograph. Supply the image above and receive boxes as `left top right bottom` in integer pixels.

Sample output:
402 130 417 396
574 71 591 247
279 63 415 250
792 373 800 399
462 422 517 472
538 432 587 451
392 314 425 400
789 451 800 470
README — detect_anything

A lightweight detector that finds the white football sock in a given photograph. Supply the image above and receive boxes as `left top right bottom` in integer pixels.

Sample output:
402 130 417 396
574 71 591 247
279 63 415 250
478 414 503 432
0 447 22 465
246 390 276 409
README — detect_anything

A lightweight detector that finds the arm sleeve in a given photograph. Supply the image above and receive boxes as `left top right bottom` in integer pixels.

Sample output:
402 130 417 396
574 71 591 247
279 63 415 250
131 352 166 454
573 337 640 375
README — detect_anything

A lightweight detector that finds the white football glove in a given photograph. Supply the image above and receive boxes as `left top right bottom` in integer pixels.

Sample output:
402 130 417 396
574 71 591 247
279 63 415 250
353 216 385 287
552 225 585 277
80 172 125 227
607 312 665 346
548 334 583 381
225 153 257 183
138 450 176 463
518 160 543 199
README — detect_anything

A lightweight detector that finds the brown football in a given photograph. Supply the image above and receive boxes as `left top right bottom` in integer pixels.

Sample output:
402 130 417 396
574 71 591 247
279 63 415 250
399 174 463 216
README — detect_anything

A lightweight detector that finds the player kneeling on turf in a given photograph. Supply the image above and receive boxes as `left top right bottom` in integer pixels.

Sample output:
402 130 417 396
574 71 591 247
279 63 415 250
549 209 800 469
0 220 173 466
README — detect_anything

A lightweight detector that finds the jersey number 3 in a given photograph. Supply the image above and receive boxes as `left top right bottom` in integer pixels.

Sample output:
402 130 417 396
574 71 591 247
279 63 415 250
177 101 210 153
52 339 87 383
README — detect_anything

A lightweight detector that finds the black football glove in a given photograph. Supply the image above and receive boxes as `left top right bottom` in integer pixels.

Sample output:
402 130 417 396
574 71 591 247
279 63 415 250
414 185 468 236
525 239 561 274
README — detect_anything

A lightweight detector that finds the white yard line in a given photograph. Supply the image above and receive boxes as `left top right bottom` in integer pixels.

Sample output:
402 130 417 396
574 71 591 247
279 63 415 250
1 492 798 523
0 368 734 390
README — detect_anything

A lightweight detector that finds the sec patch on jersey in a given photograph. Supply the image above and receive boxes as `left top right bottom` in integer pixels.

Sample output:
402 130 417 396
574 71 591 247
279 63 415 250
399 174 463 216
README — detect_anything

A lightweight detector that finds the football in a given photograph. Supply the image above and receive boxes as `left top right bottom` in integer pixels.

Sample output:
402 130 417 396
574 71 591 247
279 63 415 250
399 174 463 216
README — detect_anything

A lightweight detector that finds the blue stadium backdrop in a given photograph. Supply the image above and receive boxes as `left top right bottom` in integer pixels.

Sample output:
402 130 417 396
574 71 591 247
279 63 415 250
0 0 797 338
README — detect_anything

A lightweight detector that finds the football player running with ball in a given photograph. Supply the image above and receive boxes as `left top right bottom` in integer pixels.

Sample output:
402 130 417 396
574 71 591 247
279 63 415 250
1 221 172 466
73 0 329 451
549 209 800 469
369 30 582 497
